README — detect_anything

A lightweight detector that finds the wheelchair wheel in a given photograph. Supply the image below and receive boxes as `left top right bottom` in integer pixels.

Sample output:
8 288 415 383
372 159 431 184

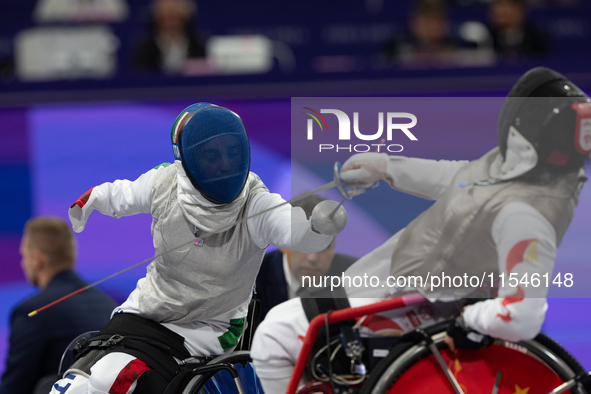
182 351 264 394
360 321 589 394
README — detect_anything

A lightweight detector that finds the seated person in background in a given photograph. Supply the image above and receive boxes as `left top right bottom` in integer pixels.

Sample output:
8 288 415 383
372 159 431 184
131 0 206 74
0 217 117 394
383 0 459 68
256 195 357 320
487 0 550 61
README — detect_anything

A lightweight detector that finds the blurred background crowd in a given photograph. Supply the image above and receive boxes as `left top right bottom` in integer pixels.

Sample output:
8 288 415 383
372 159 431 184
1 0 591 386
0 0 590 97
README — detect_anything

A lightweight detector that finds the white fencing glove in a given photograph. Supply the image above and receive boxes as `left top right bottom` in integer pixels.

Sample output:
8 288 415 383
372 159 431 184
68 186 98 233
339 152 390 187
310 200 347 235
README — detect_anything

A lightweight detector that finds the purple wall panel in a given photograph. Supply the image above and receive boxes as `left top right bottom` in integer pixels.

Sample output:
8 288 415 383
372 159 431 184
0 108 28 165
0 236 25 284
0 108 31 285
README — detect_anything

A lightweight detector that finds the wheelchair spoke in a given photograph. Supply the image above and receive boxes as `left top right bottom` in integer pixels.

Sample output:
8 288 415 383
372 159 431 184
410 329 465 394
491 371 501 394
546 371 591 394
546 379 577 394
427 342 465 394
233 375 246 394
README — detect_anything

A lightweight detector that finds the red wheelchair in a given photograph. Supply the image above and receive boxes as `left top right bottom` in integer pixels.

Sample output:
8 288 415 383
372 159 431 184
287 295 591 394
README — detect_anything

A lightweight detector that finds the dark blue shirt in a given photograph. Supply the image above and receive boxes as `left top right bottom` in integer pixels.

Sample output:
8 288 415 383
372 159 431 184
0 270 117 394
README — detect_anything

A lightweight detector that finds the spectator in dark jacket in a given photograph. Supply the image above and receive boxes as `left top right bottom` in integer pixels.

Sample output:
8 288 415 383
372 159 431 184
0 217 117 394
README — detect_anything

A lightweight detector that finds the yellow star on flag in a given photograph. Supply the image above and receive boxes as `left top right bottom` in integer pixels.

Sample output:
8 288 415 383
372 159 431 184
454 358 462 374
525 241 538 263
513 384 530 394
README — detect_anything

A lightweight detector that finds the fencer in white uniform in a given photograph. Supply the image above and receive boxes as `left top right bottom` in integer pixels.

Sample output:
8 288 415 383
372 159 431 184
251 67 591 393
50 103 346 394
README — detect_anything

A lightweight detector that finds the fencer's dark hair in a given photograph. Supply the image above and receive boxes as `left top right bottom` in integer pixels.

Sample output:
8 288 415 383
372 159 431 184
292 195 327 220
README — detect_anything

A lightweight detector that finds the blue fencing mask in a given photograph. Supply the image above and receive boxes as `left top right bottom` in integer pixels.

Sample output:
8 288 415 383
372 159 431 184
171 103 251 204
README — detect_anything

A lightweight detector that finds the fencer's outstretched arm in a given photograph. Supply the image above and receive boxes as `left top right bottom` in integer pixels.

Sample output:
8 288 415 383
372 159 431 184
462 202 555 341
68 162 334 253
68 165 166 232
247 192 334 253
340 152 468 200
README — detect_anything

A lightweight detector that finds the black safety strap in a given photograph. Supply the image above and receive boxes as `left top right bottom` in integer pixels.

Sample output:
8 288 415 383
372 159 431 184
99 313 191 360
237 296 262 351
300 286 356 378
70 313 196 383
301 286 350 321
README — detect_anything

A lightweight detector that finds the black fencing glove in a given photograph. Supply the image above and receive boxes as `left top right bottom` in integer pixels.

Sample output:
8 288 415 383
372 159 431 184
446 315 494 349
